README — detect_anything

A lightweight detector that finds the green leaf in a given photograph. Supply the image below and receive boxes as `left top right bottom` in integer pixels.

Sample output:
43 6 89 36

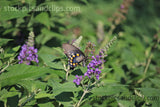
116 100 135 107
5 46 20 58
91 84 127 96
0 1 10 6
121 49 135 68
39 54 64 70
36 28 63 45
136 88 160 107
132 66 144 75
149 78 160 88
7 95 19 107
101 68 113 73
35 12 50 28
136 88 160 97
0 38 13 46
0 6 28 21
18 80 47 92
0 64 54 87
0 87 19 104
35 91 54 99
41 28 63 40
47 79 76 106
0 89 8 101
38 102 54 107
48 80 77 96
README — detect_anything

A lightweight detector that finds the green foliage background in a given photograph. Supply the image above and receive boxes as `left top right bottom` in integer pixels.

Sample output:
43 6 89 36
0 0 160 107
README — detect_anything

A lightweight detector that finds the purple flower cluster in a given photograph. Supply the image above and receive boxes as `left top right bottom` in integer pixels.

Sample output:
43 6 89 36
85 55 103 80
18 44 39 65
73 54 104 85
73 75 83 85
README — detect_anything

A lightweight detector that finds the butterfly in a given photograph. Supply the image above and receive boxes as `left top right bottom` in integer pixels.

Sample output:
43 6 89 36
62 43 87 70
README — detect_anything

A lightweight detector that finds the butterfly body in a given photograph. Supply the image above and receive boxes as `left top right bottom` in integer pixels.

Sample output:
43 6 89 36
62 43 86 69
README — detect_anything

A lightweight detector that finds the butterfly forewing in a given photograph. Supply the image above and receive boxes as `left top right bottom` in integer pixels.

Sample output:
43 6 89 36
62 44 85 57
62 43 86 69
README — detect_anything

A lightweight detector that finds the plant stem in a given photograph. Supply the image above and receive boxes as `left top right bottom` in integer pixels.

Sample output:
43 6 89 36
137 35 160 84
66 70 69 80
0 61 9 74
76 89 88 107
63 61 69 80
75 80 92 107
144 54 153 75
20 93 35 107
137 53 153 83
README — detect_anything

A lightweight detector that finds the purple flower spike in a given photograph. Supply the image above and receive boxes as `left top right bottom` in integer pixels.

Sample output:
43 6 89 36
73 75 83 85
73 51 105 85
18 44 39 65
84 54 104 80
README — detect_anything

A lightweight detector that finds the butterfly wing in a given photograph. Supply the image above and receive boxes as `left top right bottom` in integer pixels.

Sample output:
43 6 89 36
62 43 86 69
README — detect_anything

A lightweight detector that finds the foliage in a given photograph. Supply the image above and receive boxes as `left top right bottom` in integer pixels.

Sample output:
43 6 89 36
0 0 160 107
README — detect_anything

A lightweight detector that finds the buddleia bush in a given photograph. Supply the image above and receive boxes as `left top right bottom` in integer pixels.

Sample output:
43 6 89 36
0 0 160 107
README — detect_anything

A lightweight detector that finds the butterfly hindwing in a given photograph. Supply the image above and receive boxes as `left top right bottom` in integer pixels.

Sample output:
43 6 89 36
62 43 86 69
69 53 81 69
